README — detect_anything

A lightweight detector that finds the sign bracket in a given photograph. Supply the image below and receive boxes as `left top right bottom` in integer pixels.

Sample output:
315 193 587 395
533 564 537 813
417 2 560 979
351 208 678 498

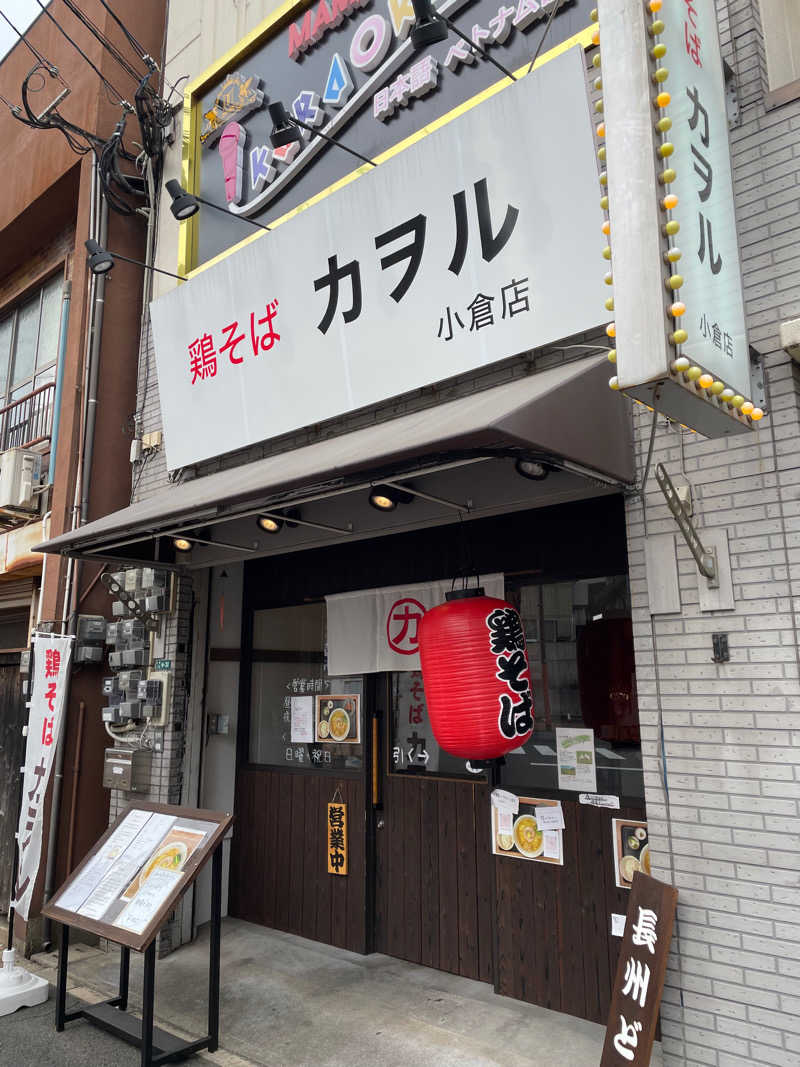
655 463 719 588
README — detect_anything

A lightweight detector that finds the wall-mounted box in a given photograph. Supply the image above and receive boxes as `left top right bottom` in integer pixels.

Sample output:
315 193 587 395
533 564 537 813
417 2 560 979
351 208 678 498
102 748 152 791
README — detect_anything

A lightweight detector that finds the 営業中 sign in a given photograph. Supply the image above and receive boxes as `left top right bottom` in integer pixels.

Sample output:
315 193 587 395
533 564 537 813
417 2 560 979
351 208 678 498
327 801 348 875
151 48 608 470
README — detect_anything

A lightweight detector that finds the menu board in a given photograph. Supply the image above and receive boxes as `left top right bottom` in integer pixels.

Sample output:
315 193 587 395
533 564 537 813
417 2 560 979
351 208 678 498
43 802 232 951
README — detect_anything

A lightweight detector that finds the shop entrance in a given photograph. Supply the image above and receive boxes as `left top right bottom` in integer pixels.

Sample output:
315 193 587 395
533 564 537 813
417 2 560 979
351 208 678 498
229 498 645 1025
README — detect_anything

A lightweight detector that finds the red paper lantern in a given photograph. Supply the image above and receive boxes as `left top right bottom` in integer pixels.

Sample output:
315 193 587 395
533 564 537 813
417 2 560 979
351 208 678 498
418 589 534 760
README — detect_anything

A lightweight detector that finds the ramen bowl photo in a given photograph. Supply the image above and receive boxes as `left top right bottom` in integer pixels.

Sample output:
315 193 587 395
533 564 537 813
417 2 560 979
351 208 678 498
513 814 544 857
619 854 641 883
328 707 350 742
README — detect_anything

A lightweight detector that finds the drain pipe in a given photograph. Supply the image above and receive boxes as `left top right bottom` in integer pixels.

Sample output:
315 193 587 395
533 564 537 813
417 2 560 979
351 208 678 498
79 187 108 526
41 163 102 949
47 279 72 487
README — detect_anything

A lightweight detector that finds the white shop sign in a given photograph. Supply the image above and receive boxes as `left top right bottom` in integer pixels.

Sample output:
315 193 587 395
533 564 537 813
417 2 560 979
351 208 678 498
150 46 607 470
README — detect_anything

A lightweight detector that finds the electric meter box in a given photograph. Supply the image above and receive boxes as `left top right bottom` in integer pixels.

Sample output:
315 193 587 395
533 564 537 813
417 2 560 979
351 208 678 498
0 448 42 512
102 748 152 792
77 615 106 642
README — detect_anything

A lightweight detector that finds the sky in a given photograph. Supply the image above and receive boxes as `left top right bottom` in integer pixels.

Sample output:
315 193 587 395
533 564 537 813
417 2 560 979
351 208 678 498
0 0 51 66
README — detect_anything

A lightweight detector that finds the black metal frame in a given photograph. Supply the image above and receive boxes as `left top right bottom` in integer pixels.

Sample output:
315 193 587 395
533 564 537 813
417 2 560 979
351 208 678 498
55 843 223 1066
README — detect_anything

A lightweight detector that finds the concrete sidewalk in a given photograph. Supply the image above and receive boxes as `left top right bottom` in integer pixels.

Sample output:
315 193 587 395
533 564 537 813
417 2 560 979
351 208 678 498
1 919 664 1066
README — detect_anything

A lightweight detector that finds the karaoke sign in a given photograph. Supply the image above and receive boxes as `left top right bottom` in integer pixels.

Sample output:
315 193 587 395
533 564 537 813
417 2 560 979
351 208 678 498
192 0 595 265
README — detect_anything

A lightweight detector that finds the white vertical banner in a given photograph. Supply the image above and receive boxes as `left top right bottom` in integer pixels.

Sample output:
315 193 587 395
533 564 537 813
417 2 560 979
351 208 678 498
12 634 73 919
326 574 504 674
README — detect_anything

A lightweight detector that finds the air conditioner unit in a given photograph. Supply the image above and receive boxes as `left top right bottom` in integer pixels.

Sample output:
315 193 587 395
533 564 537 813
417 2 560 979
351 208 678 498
0 448 42 513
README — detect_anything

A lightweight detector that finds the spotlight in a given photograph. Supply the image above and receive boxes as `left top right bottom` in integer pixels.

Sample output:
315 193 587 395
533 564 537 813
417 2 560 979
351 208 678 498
257 515 283 534
172 536 193 552
369 486 398 511
268 99 377 167
84 240 187 281
166 178 199 220
85 238 114 275
411 0 448 47
165 181 271 232
368 484 414 511
515 459 550 482
268 101 302 149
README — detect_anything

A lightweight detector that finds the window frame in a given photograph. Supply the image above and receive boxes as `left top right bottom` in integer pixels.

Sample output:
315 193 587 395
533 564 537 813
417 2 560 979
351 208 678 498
0 272 63 409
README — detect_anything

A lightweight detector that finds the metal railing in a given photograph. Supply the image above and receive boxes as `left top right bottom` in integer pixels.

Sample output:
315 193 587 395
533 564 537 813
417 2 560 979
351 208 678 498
0 382 56 453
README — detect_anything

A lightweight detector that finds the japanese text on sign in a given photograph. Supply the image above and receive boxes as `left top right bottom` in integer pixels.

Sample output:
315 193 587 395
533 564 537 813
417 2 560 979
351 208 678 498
327 801 348 875
486 607 533 741
13 635 73 919
600 874 678 1067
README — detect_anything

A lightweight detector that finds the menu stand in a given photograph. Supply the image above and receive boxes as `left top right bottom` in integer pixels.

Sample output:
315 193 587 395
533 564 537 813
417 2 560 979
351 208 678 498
44 803 232 1067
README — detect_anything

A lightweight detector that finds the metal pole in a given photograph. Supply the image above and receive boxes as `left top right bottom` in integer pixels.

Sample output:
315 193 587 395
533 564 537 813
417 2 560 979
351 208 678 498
141 941 156 1067
208 844 222 1052
293 117 377 167
47 280 71 486
55 924 69 1031
118 945 130 1011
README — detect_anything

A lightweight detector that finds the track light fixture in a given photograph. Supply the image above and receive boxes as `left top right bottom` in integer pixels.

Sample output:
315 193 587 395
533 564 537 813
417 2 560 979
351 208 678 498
165 180 272 232
268 101 377 168
172 536 193 552
515 458 551 482
368 484 414 511
257 514 283 534
410 0 517 81
85 240 187 281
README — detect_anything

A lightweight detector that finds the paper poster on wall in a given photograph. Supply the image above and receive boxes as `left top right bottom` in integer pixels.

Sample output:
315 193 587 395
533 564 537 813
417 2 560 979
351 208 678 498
556 727 597 792
491 796 563 865
290 695 314 743
315 694 360 743
612 819 650 890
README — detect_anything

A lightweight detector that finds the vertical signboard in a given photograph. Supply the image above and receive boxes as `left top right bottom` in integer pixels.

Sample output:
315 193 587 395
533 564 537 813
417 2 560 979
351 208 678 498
327 801 348 875
13 634 73 919
600 872 678 1066
660 0 748 391
599 0 761 437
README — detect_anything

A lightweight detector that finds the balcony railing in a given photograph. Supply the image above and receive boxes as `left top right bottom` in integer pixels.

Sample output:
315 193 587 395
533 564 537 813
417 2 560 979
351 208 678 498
0 383 56 453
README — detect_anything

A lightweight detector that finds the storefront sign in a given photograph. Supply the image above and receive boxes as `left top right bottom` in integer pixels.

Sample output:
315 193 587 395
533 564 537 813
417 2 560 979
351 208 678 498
153 49 607 469
491 795 563 864
600 0 757 437
190 0 595 265
600 873 678 1066
326 574 504 674
612 818 649 889
555 726 597 792
13 634 73 919
327 801 348 874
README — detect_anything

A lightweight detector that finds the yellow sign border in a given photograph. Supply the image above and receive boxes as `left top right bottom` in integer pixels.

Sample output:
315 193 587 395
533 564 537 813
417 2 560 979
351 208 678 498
177 9 595 279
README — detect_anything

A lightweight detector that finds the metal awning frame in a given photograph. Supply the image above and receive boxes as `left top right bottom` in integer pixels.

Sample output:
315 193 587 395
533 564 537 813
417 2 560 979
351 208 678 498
48 445 630 567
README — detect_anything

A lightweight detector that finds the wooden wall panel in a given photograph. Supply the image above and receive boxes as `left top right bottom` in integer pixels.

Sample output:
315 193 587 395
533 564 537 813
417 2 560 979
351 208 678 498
494 799 646 1025
231 767 366 955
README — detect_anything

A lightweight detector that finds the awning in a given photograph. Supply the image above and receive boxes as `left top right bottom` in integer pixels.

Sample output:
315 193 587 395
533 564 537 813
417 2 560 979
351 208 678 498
36 356 633 561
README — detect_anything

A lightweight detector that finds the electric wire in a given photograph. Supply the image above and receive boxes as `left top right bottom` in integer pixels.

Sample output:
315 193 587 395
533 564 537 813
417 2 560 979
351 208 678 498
0 6 54 69
96 0 149 62
59 0 153 88
31 0 129 106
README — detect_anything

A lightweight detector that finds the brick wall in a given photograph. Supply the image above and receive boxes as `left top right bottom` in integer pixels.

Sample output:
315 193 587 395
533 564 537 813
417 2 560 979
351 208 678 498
627 1 800 1063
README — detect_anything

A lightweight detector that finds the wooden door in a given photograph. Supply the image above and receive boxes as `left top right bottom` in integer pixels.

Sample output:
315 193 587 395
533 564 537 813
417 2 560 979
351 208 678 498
374 772 495 984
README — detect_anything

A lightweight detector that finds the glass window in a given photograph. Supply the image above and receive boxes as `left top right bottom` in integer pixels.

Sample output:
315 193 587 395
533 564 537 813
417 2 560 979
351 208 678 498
387 576 642 799
0 273 63 405
36 276 62 372
501 575 643 801
11 296 40 389
249 603 364 773
389 669 486 780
